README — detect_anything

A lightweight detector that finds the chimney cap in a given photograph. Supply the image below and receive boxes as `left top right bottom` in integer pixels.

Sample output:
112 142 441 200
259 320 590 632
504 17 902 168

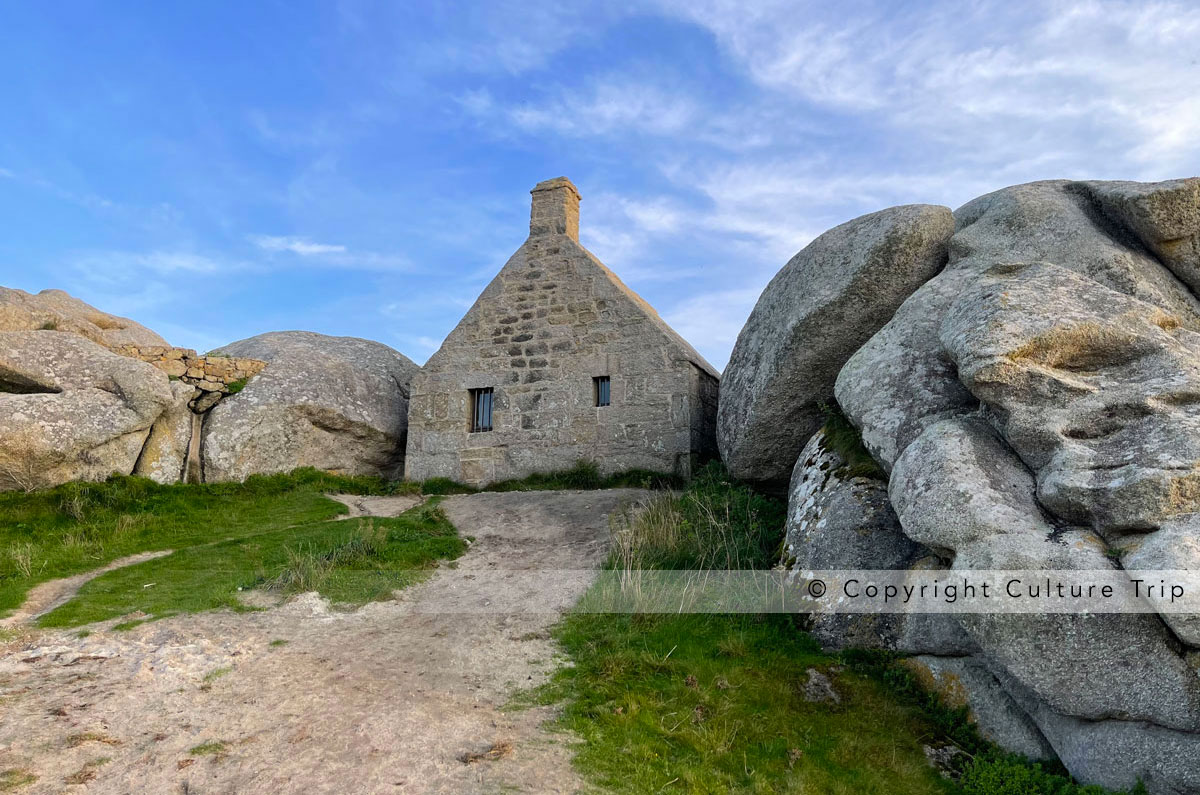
530 177 581 198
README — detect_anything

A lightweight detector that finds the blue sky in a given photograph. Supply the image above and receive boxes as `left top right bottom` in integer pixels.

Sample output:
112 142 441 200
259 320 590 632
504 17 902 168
2 1 1198 369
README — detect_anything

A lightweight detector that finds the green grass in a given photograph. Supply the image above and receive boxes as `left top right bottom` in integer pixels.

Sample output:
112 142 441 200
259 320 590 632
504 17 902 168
609 461 783 571
188 741 228 756
0 463 679 626
547 612 959 794
0 768 35 791
0 469 463 627
420 459 685 496
537 464 1133 795
201 666 231 683
36 499 463 628
225 377 248 394
819 403 886 481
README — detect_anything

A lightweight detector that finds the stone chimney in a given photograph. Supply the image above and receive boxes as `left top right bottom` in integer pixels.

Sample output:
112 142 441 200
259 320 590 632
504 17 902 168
529 177 581 241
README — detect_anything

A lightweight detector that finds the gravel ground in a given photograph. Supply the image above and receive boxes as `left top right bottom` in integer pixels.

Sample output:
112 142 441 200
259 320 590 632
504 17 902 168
0 488 647 794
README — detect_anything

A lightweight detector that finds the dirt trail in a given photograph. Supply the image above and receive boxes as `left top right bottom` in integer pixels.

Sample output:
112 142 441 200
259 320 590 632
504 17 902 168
0 489 645 794
0 550 174 629
326 493 423 518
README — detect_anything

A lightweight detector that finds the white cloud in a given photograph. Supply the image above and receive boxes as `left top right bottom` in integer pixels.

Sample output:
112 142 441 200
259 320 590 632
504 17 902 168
657 0 1200 171
507 76 698 137
250 235 348 256
663 286 765 371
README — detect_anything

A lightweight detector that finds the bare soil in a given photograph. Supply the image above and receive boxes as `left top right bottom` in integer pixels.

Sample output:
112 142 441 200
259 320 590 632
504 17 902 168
0 489 646 794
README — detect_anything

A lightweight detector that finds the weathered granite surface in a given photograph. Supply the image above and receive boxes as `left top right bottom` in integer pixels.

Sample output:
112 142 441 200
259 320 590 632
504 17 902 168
202 331 418 482
0 331 173 490
0 287 168 349
719 204 953 487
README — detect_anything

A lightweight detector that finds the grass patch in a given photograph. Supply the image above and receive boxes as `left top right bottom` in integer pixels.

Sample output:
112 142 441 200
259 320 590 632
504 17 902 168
549 612 959 793
419 460 684 496
610 462 783 571
64 757 111 786
540 464 1131 794
66 731 122 747
819 403 886 481
201 666 231 684
0 468 406 616
845 651 1143 794
0 469 462 627
0 769 36 791
35 500 462 627
269 639 288 647
225 377 248 395
0 462 672 625
188 740 227 756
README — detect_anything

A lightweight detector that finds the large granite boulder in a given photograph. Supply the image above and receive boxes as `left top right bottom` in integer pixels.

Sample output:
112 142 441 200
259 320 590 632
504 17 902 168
718 204 953 487
892 417 1200 731
201 331 419 481
746 177 1200 792
781 425 971 654
0 287 168 349
838 179 1200 474
0 331 174 490
942 261 1200 534
834 266 978 472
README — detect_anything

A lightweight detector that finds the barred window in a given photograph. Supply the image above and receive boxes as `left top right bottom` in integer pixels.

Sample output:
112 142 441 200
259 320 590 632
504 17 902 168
594 376 611 407
470 387 494 432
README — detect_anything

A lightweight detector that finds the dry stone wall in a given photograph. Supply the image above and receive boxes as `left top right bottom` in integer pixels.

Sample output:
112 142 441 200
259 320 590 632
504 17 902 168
110 344 266 404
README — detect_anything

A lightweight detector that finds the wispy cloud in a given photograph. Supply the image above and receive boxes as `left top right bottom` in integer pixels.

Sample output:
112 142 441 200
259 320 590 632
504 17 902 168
663 286 764 372
250 235 348 256
507 76 698 137
657 0 1200 170
248 234 413 272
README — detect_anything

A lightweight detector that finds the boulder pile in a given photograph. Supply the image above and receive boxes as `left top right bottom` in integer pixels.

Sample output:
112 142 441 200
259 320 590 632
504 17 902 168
0 292 417 487
723 177 1200 793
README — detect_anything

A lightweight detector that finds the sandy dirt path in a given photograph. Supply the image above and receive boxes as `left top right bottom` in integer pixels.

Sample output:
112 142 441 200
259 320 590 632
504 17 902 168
0 489 646 794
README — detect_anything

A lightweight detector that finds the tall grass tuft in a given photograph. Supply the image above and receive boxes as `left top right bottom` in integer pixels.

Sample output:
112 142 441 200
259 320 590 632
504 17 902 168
607 462 784 573
268 518 390 594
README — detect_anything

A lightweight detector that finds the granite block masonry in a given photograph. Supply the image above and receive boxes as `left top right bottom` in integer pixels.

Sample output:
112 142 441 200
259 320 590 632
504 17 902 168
405 177 720 487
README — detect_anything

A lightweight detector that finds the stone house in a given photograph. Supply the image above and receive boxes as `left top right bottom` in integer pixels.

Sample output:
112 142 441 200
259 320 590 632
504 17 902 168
405 177 720 487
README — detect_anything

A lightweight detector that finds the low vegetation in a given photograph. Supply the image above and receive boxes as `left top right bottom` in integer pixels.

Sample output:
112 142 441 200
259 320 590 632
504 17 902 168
0 461 1141 792
818 403 886 481
0 462 676 626
421 459 683 496
538 463 1136 794
0 469 464 627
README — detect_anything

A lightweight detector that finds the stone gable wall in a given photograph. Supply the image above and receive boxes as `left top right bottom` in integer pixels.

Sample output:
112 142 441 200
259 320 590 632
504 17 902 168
406 234 717 486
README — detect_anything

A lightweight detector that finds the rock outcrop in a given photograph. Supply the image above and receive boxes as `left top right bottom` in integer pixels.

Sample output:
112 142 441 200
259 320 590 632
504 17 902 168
0 287 168 349
202 331 419 482
781 425 971 654
1080 177 1200 294
739 176 1200 793
718 204 954 487
0 331 173 490
133 381 197 485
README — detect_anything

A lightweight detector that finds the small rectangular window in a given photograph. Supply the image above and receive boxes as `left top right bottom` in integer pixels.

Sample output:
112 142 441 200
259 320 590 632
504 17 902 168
594 376 611 407
470 387 494 432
